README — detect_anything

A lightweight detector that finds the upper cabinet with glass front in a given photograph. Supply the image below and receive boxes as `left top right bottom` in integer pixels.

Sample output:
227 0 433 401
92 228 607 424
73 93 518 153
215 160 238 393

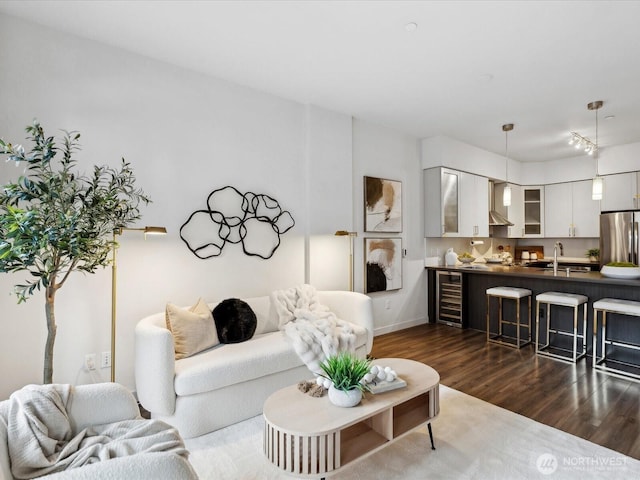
424 167 460 237
523 186 544 237
424 168 489 237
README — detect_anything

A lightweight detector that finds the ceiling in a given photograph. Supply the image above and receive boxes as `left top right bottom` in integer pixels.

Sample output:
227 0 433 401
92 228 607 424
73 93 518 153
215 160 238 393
1 0 639 163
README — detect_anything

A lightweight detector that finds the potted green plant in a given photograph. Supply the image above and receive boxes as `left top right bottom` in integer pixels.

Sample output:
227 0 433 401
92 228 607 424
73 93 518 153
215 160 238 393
0 121 150 384
586 248 600 262
320 352 371 407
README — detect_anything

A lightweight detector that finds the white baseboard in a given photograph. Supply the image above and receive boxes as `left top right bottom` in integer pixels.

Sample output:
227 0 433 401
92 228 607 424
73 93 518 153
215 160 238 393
373 316 428 336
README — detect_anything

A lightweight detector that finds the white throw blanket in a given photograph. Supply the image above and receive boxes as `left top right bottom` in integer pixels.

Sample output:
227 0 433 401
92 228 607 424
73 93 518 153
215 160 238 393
7 384 188 479
271 284 356 375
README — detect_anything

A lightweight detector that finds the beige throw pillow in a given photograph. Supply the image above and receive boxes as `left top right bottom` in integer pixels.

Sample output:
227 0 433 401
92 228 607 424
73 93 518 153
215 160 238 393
166 298 219 359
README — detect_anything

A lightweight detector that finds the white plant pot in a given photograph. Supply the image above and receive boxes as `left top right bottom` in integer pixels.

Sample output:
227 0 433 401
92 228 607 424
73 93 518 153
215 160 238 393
328 385 362 408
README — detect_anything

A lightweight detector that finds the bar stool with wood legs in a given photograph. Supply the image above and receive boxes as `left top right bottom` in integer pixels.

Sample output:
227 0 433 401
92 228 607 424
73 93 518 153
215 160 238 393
486 287 532 348
593 298 640 381
535 291 588 363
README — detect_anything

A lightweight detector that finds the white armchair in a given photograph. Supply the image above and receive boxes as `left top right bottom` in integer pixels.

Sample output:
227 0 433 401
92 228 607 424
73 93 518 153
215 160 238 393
0 383 198 480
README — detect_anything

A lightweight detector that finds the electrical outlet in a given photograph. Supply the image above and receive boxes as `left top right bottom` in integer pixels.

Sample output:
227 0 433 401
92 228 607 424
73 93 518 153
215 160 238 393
85 354 96 371
385 300 391 310
101 351 112 368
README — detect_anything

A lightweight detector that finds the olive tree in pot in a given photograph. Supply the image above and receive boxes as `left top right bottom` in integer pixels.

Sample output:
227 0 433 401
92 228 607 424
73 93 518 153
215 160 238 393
0 121 150 384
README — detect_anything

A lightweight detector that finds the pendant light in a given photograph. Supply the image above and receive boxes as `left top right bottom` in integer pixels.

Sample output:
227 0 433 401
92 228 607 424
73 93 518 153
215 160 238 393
589 101 603 200
502 123 514 206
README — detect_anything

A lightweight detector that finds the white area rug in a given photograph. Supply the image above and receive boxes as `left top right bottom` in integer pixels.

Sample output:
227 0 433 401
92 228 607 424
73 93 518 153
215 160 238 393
185 385 640 479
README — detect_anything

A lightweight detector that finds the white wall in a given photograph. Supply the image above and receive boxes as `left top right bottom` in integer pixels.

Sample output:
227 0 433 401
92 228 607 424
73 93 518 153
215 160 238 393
0 14 357 398
352 119 426 334
520 155 595 185
598 142 640 176
306 107 353 290
421 136 508 181
422 134 640 186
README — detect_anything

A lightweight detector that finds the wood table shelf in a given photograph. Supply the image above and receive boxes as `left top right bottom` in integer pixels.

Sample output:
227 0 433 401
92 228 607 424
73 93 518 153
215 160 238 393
263 358 439 478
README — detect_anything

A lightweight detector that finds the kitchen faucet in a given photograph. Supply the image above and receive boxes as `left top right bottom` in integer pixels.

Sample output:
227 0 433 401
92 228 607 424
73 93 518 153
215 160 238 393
553 242 563 274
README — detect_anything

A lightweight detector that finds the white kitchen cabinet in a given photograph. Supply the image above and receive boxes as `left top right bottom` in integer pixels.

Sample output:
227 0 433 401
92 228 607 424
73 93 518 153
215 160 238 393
544 184 571 237
545 180 599 238
600 172 639 211
459 172 489 237
424 168 488 238
571 180 600 237
424 167 460 237
523 186 544 237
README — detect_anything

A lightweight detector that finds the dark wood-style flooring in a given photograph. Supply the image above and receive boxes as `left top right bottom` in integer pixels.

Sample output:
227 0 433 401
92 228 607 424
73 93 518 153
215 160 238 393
370 323 640 460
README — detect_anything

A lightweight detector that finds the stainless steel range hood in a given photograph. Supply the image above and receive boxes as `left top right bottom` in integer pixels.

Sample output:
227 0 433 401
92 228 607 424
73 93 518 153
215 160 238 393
489 210 513 227
489 181 514 227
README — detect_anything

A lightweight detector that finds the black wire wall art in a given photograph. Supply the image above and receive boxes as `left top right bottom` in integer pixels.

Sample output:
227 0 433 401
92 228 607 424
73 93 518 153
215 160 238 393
180 186 295 260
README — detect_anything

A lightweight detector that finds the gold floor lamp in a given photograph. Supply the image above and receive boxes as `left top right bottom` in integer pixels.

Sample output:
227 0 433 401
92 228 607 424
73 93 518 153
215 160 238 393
335 230 357 292
111 226 167 382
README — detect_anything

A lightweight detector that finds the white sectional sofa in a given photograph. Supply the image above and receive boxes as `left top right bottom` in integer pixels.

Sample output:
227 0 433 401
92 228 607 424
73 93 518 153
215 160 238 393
135 290 374 438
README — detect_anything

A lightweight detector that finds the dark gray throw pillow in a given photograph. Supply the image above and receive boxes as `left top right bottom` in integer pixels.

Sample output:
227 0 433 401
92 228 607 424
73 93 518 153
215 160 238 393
212 298 257 343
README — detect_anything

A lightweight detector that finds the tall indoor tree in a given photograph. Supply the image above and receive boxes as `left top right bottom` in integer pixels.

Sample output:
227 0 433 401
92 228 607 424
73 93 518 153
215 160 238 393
0 121 150 384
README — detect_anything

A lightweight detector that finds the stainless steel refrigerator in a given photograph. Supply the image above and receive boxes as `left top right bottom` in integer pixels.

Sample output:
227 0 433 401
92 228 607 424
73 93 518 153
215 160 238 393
599 210 640 267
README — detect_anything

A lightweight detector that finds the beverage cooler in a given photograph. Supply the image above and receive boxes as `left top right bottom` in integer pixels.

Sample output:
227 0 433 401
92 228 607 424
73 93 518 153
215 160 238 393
435 270 464 328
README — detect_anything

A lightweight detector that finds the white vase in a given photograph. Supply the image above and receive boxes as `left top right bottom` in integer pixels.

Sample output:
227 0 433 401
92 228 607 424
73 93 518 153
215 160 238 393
445 248 458 266
328 384 362 407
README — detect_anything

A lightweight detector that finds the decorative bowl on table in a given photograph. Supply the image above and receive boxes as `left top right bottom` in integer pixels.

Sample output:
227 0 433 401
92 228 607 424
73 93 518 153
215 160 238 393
600 264 640 279
458 255 476 264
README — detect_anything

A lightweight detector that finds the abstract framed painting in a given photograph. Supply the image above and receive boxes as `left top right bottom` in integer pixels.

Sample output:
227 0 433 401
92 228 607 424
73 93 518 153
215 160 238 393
364 176 402 233
364 237 402 293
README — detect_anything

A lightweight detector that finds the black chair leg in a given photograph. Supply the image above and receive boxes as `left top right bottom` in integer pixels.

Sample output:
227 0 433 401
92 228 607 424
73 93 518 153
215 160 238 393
427 422 435 450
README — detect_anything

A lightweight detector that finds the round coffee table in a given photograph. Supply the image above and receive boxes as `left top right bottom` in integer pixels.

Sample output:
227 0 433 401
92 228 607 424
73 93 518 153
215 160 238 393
263 358 439 478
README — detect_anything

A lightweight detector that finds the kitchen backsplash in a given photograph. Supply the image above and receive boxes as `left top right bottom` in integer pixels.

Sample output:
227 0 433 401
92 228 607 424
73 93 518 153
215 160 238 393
425 236 599 264
516 237 599 260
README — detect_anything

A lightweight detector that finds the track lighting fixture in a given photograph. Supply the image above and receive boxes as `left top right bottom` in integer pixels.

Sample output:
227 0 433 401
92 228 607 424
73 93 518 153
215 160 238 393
568 132 597 155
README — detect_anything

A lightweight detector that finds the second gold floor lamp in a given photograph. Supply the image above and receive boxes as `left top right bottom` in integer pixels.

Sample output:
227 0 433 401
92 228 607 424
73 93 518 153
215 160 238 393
335 230 357 292
111 225 167 382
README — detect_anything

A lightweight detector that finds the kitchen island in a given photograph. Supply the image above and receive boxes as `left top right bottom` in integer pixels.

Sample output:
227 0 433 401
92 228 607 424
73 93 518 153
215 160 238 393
425 264 640 358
